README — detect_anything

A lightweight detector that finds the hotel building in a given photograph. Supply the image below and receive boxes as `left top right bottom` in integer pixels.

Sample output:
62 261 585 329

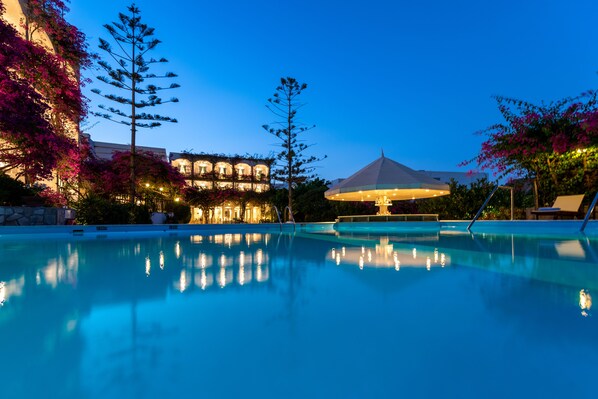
170 152 274 224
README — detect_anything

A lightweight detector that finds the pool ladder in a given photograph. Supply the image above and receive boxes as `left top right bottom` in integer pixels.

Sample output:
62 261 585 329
580 192 598 233
467 185 514 231
273 205 296 231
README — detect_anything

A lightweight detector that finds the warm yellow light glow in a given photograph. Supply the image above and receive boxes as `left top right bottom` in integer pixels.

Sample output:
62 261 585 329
239 265 246 286
175 242 181 258
175 197 180 202
426 257 431 271
159 251 165 269
179 270 187 293
240 251 245 267
367 250 372 262
580 289 592 317
434 249 439 263
256 249 263 265
159 187 164 192
342 247 346 257
200 253 207 268
359 256 364 269
145 183 150 188
145 256 151 277
0 282 5 306
440 253 446 267
331 249 336 260
256 265 263 281
220 254 227 267
219 267 226 288
412 248 417 259
200 269 207 290
336 253 341 265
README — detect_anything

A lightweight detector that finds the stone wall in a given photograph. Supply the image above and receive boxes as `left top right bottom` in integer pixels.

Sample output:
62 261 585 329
0 207 72 226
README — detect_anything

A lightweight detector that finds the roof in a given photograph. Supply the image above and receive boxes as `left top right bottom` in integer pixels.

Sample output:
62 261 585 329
91 141 168 162
325 154 450 201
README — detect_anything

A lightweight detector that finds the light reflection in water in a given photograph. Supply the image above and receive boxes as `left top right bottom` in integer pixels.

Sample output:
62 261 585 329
145 256 151 277
199 269 208 290
179 269 188 293
175 241 181 258
159 251 165 270
0 281 5 306
330 241 449 271
580 289 592 317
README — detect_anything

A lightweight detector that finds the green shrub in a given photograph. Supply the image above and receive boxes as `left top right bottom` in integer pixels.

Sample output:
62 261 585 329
74 195 151 225
170 203 191 224
0 174 43 206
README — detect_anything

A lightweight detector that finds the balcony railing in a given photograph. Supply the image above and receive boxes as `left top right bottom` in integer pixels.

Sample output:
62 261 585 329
182 171 269 181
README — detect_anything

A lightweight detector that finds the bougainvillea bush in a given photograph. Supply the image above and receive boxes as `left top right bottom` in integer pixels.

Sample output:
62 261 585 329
467 93 598 206
0 1 90 203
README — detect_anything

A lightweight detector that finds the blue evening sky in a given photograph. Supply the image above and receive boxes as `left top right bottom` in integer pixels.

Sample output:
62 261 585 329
69 0 598 181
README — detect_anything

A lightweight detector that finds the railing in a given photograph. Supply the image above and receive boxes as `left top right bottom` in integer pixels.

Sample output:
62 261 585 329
580 192 598 233
337 214 439 223
467 185 514 231
284 206 296 232
273 205 283 231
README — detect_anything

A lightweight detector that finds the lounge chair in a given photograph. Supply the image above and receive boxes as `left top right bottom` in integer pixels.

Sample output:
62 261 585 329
531 194 585 220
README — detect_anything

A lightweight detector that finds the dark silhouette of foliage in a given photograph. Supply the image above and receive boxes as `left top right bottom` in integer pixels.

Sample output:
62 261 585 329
92 3 179 205
263 77 326 218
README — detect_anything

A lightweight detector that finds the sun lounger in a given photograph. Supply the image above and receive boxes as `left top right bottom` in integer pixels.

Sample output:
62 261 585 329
531 194 585 220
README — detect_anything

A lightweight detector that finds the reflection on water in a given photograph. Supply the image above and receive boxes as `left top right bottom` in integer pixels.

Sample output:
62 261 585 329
0 231 597 398
329 237 450 271
580 289 592 317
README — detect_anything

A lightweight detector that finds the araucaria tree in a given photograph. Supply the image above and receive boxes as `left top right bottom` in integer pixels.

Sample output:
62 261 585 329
92 3 179 205
263 77 325 218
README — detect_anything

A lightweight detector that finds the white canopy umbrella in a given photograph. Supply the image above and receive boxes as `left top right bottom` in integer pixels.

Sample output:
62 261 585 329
325 153 450 215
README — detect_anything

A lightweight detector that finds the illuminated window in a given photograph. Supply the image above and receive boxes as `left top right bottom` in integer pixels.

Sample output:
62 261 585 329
238 167 244 176
256 170 262 180
199 165 207 175
219 166 226 175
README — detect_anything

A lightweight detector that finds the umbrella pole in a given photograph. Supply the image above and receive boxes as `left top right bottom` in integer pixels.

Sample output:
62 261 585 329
375 195 392 216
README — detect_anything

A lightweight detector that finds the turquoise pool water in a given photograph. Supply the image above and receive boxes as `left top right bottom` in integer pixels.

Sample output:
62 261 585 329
1 228 597 398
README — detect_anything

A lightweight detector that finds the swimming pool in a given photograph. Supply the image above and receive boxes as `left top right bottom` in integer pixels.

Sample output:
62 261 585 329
1 224 597 398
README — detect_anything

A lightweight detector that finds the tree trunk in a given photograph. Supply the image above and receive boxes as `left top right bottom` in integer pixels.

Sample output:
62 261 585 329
130 20 137 210
286 90 293 219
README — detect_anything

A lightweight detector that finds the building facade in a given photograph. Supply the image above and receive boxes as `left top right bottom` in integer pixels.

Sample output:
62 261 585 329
1 0 80 194
170 152 274 224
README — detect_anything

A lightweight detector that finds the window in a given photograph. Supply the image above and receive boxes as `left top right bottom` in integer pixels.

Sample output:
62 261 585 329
199 165 207 175
219 166 226 175
238 167 244 176
256 170 262 180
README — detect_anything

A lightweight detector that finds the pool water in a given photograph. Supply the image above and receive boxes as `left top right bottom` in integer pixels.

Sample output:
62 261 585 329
1 230 597 398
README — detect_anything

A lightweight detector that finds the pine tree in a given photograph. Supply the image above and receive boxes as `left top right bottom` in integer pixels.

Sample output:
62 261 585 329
263 77 325 219
92 3 179 205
